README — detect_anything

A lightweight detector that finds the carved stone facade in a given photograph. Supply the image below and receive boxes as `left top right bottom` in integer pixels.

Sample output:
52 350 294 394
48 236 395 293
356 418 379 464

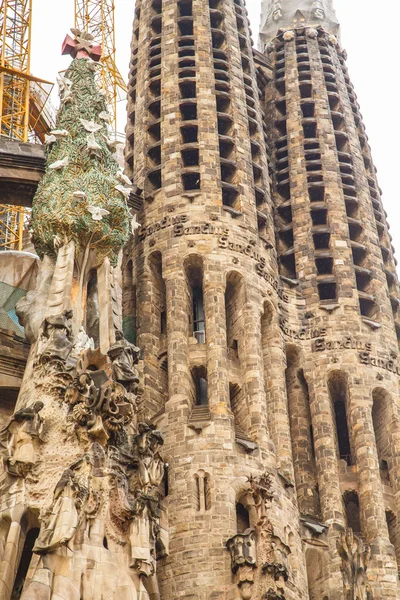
1 0 400 599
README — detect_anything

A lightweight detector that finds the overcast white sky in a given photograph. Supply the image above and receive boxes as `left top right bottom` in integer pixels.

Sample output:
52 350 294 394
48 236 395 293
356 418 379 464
31 0 400 257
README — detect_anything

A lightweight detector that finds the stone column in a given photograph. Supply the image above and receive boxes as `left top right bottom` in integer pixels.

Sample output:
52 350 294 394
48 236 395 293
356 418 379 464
203 277 229 412
165 272 191 402
263 307 294 478
286 364 318 516
307 374 344 526
0 521 23 600
240 301 269 448
349 400 390 544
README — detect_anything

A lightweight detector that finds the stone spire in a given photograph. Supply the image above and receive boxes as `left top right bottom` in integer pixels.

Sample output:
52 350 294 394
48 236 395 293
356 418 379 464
259 0 340 47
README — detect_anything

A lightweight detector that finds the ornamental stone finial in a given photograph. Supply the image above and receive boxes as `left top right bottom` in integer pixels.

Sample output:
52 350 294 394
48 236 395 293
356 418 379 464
259 0 340 46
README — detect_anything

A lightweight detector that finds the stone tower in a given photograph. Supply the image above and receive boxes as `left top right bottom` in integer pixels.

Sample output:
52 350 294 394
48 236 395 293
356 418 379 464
0 1 399 599
124 0 400 598
259 0 400 598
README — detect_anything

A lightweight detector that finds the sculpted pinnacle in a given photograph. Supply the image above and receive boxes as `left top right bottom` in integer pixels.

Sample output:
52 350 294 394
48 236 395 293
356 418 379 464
259 0 340 47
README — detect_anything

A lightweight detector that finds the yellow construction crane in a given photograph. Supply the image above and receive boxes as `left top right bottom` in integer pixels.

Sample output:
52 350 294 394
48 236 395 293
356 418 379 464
0 0 54 251
75 0 127 130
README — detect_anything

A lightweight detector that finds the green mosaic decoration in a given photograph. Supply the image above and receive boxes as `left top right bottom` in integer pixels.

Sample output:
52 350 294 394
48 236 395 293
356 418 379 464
31 58 130 266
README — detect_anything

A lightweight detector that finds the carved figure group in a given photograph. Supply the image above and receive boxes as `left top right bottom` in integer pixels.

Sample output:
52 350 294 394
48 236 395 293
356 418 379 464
36 309 74 374
107 329 140 392
227 475 290 600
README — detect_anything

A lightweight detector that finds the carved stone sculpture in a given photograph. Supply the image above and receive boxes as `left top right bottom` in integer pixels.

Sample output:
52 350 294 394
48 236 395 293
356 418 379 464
107 329 140 392
134 422 165 494
313 0 325 19
227 529 257 599
36 309 74 370
0 401 44 476
337 528 374 600
272 0 282 21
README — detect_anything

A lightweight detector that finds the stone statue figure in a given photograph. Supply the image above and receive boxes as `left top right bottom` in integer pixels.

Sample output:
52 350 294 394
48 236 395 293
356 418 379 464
37 309 74 363
337 528 373 600
0 401 44 475
134 423 165 494
33 468 80 553
34 451 96 554
107 329 140 392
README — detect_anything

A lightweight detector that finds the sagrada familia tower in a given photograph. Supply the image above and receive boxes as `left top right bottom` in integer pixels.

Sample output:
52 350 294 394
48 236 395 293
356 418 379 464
0 0 399 598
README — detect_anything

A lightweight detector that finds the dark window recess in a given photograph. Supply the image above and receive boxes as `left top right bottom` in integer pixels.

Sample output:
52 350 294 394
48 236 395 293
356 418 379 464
359 297 378 319
148 122 161 142
181 148 199 166
280 253 296 279
148 144 161 165
301 102 315 118
86 271 100 348
11 528 40 600
236 503 250 534
309 424 316 460
148 169 162 190
182 172 200 191
222 186 239 208
149 79 161 97
344 492 361 533
218 116 233 135
178 0 193 15
311 209 327 225
300 83 312 99
180 81 196 98
180 102 197 120
148 100 161 118
178 48 195 58
313 232 330 249
318 282 336 301
193 286 205 342
161 310 167 334
181 125 198 144
178 19 194 36
152 0 162 14
303 122 317 139
316 257 333 275
216 94 231 112
309 186 325 202
335 400 352 465
179 58 196 68
194 372 208 405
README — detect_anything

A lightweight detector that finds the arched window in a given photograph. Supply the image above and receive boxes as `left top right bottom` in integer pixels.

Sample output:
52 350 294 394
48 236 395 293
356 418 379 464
236 503 250 533
192 286 205 343
344 491 361 534
193 367 208 406
11 527 40 599
185 256 205 343
225 272 245 358
122 259 137 344
86 270 99 347
149 251 167 338
372 389 391 483
328 372 352 465
286 346 319 517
